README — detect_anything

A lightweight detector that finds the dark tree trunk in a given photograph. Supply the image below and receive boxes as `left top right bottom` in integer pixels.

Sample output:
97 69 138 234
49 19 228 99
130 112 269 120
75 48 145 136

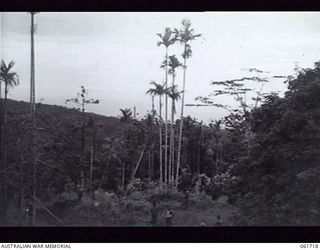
150 96 155 181
2 83 8 224
80 102 85 189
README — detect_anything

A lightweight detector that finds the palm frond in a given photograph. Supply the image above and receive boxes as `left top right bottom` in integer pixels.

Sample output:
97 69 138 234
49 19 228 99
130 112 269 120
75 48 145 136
0 60 19 87
168 55 182 76
157 27 177 48
146 81 166 96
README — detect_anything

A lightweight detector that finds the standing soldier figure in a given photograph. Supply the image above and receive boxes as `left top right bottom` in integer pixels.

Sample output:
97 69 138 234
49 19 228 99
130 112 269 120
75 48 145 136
165 207 174 227
26 198 33 226
215 214 223 227
150 201 158 226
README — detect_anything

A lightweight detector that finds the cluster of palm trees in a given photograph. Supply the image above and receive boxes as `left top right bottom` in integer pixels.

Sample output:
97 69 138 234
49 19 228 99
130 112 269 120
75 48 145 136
146 19 201 188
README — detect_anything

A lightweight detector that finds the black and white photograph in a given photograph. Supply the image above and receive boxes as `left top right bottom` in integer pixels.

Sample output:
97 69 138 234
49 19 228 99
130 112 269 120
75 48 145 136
1 12 320 229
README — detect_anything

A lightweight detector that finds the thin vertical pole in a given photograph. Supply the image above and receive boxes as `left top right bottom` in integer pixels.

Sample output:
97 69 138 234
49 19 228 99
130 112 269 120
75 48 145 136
176 45 187 187
164 48 168 186
151 96 155 181
80 98 85 188
30 12 37 226
30 14 33 105
159 96 163 188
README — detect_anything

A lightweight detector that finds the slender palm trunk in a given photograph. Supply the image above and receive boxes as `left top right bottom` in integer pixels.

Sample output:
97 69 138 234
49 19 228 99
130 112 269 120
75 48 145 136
168 107 172 185
2 83 8 222
80 101 85 189
169 100 175 185
164 48 169 186
176 45 187 187
31 94 36 227
169 73 175 186
151 96 155 181
81 102 85 154
30 12 38 226
159 95 163 188
30 14 34 105
4 84 8 164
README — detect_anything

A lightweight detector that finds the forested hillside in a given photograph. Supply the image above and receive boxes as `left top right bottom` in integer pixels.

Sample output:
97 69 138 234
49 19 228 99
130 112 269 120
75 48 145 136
1 61 320 226
0 97 234 226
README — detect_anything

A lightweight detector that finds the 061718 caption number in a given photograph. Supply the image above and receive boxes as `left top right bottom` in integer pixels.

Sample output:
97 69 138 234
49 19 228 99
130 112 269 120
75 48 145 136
300 244 319 248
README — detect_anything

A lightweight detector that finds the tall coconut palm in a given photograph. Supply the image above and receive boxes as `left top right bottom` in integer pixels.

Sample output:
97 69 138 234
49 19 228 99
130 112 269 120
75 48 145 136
175 20 201 187
157 28 177 185
166 55 182 185
146 81 166 187
0 59 19 218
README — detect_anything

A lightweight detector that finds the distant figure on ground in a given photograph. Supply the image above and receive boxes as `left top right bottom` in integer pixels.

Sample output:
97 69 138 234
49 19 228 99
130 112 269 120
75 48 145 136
200 222 206 227
77 189 83 200
26 198 33 226
165 208 174 227
215 214 223 227
183 191 190 208
150 201 158 226
89 185 95 200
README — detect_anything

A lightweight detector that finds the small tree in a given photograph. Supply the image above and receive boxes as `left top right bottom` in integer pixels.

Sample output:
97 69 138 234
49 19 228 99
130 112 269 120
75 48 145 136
188 69 281 161
120 108 133 123
66 86 99 188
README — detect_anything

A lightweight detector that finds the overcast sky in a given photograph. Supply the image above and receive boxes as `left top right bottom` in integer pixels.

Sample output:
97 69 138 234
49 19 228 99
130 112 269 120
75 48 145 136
1 12 320 122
